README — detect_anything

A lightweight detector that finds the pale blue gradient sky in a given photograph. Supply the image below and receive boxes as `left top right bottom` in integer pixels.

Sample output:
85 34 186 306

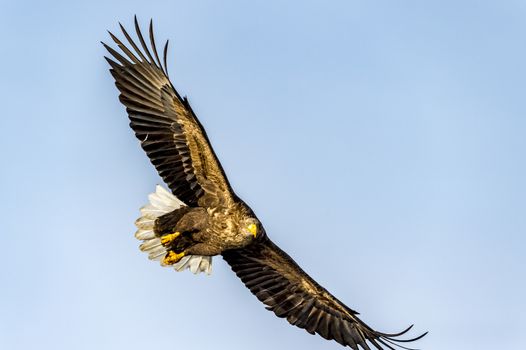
1 1 525 349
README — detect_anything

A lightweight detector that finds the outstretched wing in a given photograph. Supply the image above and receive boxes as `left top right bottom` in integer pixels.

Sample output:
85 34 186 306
222 239 426 350
103 17 234 207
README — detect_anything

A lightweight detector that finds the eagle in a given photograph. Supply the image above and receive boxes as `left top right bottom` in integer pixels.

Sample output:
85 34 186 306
103 17 427 350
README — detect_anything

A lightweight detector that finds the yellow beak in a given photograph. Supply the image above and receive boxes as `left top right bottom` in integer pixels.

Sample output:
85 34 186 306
247 224 257 238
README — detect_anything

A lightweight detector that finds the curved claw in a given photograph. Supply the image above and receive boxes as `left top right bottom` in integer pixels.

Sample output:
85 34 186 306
161 232 181 246
162 250 185 265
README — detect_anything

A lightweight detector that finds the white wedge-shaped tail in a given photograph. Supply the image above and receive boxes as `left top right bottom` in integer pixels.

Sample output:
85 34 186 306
134 185 212 275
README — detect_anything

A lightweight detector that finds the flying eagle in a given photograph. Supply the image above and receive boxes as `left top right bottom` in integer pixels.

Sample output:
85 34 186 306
103 17 427 350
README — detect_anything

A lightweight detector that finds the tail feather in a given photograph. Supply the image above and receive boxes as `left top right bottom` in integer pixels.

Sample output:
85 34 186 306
134 185 212 275
139 204 167 218
135 216 155 229
135 229 155 240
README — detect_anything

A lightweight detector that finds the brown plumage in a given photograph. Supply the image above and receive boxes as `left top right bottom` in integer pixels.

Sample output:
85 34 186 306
103 17 427 350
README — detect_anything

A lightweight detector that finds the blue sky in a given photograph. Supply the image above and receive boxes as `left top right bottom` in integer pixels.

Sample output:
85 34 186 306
1 1 525 349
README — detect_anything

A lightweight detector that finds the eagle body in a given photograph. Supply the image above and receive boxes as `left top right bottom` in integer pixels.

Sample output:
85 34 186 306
104 17 426 350
154 200 261 256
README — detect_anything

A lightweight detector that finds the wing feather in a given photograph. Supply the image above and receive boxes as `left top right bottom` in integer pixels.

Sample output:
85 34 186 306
222 239 427 350
104 18 234 206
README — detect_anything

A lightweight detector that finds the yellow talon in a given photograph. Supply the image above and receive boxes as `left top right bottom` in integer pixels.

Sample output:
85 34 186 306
162 251 185 265
161 232 180 246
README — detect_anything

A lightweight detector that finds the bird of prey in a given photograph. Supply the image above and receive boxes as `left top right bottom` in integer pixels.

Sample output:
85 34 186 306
103 17 427 350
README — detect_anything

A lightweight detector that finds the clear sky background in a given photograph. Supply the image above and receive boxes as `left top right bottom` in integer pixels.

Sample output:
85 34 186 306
1 1 525 349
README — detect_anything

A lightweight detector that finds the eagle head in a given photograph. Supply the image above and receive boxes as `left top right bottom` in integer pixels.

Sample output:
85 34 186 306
241 217 260 239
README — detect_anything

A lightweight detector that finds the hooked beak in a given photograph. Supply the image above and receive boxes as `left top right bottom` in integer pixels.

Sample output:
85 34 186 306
247 224 257 238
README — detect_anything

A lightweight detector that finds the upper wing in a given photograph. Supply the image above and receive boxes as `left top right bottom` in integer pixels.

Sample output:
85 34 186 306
222 239 426 350
103 17 234 207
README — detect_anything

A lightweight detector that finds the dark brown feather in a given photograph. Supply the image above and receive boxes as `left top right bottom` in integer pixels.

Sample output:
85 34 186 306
103 19 235 207
222 238 426 349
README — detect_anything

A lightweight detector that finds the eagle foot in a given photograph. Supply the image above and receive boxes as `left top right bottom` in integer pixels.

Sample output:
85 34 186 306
160 232 181 246
162 250 185 265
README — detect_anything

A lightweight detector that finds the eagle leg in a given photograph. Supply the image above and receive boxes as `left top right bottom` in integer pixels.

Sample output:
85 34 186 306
160 231 181 246
162 250 186 265
159 230 198 265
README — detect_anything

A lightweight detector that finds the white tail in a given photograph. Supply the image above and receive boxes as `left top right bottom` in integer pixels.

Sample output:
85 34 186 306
134 185 212 275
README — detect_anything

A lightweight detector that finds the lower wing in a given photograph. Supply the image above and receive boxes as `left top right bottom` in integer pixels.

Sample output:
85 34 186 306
222 238 426 350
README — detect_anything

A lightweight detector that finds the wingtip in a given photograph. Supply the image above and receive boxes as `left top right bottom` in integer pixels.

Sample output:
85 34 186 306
377 324 414 338
373 323 428 350
396 330 428 343
107 30 119 42
134 15 141 33
148 18 154 38
118 21 126 33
